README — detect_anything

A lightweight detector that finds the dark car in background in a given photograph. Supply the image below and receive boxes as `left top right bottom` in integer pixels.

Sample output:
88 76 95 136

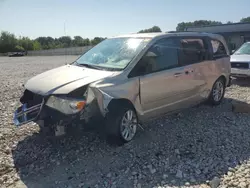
8 51 27 57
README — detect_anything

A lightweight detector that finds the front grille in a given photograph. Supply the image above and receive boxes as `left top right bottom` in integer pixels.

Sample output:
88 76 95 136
14 90 44 126
231 62 249 69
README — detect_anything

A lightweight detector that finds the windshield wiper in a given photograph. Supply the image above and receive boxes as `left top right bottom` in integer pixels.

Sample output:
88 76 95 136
75 62 104 70
74 62 122 71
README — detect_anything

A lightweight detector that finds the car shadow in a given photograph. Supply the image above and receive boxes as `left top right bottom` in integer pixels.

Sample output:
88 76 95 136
11 97 250 188
231 77 250 87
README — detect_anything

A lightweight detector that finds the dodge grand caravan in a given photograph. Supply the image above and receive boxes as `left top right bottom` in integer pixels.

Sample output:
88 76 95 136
13 32 231 144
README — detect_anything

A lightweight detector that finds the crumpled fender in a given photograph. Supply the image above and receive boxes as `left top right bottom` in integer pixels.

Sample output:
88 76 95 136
86 78 144 117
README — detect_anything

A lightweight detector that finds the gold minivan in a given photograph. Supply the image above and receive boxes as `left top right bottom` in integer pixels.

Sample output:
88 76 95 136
14 32 231 144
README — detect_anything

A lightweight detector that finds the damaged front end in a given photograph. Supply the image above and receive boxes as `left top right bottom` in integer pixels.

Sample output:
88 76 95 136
14 90 45 126
13 74 142 138
13 86 105 135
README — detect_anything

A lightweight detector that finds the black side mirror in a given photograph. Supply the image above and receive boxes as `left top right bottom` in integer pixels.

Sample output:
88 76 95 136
231 50 235 55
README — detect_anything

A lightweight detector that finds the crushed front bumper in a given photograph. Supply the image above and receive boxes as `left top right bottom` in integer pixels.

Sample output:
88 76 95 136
13 100 44 126
13 96 102 128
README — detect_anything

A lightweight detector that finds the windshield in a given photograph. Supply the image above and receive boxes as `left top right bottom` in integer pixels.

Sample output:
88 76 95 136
234 42 250 55
74 37 150 71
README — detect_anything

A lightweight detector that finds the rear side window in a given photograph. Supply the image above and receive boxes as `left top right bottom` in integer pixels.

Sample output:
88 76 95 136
178 38 206 65
210 39 227 58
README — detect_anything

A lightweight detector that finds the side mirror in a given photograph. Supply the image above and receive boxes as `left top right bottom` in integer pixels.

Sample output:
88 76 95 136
230 50 235 55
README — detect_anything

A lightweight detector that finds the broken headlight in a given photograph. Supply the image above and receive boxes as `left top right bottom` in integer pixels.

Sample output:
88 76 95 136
46 95 86 115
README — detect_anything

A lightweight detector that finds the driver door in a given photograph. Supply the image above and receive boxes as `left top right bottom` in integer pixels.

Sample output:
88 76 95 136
136 37 199 118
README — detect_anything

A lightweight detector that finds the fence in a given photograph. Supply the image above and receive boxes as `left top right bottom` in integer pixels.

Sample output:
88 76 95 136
27 46 93 56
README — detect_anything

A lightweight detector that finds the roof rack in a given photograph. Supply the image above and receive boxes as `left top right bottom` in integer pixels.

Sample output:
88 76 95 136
166 31 212 33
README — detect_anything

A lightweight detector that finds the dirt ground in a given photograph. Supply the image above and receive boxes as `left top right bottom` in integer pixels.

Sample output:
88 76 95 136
0 56 250 188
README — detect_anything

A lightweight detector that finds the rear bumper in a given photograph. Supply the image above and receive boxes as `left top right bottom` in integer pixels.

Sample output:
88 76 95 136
231 68 250 77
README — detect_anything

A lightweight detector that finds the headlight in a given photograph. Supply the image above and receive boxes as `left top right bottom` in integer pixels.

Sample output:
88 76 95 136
46 95 86 115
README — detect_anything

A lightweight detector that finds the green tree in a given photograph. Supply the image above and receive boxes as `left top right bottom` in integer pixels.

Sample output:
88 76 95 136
138 26 162 33
176 20 222 31
0 31 17 53
0 31 105 52
176 22 193 32
35 37 55 49
15 45 25 52
90 37 105 45
240 17 250 23
58 36 72 47
83 38 90 46
72 36 84 46
18 37 33 51
33 41 42 50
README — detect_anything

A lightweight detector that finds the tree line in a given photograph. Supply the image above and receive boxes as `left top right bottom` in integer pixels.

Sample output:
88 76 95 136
176 17 250 32
0 32 105 53
0 16 249 53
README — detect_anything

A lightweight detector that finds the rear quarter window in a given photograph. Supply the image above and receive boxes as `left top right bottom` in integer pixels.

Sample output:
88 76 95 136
210 39 228 59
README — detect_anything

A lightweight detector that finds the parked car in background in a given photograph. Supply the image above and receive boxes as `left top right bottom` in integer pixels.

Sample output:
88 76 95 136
8 51 26 57
13 32 231 144
230 42 250 78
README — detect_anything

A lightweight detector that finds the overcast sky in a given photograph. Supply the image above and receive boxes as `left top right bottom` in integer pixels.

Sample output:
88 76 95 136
0 0 249 39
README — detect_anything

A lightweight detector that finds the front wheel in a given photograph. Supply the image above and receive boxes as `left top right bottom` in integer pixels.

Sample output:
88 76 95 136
208 77 226 105
105 107 138 145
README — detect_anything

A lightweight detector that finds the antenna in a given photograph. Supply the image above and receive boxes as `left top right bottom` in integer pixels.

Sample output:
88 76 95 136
64 21 67 65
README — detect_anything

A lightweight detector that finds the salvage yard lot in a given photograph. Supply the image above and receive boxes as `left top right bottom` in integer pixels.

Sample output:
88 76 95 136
0 56 250 188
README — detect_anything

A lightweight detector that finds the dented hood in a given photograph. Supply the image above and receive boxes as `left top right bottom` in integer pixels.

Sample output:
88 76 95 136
25 64 115 95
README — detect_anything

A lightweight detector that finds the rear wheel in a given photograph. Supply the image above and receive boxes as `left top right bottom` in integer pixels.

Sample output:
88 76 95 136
105 106 138 145
208 77 226 105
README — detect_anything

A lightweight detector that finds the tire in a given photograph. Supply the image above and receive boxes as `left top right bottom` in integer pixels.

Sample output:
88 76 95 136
105 106 138 145
208 77 226 105
38 120 56 137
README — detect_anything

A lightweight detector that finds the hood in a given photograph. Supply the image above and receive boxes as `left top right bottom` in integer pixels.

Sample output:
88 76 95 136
230 54 250 62
25 64 116 95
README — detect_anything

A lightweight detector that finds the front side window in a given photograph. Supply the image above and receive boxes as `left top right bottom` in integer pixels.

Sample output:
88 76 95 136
131 38 179 76
74 37 150 71
234 42 250 55
178 38 206 65
211 39 227 58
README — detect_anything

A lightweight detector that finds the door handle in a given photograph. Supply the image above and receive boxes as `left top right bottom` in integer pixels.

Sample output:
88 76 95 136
185 70 194 74
174 72 182 77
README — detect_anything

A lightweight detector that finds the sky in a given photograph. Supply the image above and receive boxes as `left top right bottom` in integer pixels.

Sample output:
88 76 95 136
0 0 250 39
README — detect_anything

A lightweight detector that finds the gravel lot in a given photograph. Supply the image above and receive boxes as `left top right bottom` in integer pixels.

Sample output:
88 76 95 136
0 56 250 188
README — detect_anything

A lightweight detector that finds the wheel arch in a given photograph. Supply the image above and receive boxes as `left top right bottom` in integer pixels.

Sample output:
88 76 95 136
217 74 227 86
107 98 137 114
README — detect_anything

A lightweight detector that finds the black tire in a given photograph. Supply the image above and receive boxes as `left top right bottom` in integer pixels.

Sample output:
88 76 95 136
105 106 138 145
38 121 55 137
208 77 226 105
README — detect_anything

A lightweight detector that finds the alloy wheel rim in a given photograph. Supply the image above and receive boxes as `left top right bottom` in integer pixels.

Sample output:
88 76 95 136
120 110 137 141
212 81 224 102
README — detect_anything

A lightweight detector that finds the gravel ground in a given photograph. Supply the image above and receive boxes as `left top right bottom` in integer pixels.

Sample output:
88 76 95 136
0 56 250 188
